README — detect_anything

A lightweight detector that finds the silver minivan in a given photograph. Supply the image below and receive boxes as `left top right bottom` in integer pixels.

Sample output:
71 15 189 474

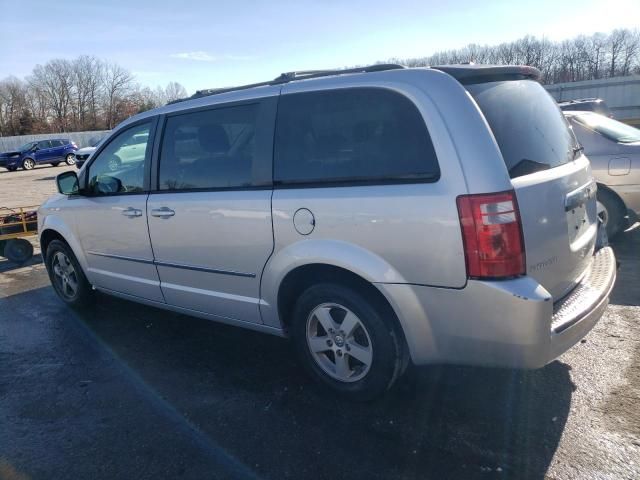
40 64 617 399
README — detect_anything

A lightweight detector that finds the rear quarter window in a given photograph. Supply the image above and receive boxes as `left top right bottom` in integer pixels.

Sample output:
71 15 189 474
274 87 439 185
468 80 578 178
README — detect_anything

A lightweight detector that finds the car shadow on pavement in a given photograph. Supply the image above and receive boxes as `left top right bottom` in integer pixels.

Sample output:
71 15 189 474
54 291 573 480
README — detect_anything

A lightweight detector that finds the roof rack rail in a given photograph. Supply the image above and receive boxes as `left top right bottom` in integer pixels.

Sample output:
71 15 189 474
182 63 405 103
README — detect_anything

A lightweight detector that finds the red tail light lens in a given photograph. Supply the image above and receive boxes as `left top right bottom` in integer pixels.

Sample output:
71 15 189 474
456 190 525 279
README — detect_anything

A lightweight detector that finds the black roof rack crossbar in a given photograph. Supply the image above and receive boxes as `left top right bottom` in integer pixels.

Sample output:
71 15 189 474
183 63 405 102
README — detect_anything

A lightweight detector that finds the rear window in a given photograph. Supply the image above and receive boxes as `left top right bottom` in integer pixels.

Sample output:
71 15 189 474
467 80 578 178
274 87 439 185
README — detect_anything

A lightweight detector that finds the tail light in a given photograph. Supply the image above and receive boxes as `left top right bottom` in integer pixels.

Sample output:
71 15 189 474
456 190 525 279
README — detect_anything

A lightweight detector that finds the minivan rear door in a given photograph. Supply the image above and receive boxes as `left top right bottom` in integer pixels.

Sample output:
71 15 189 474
467 80 597 300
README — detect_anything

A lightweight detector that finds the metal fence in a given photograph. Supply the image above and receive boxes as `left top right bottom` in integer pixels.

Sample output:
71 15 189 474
0 130 111 152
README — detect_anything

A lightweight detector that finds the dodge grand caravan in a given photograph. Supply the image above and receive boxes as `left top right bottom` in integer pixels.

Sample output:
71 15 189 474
40 64 616 399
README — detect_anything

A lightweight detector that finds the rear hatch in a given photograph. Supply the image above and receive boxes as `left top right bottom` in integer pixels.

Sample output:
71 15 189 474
466 77 597 300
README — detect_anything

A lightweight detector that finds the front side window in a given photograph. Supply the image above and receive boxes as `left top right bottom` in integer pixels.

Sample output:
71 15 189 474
37 140 51 149
86 122 151 195
573 112 640 144
19 142 36 152
159 104 259 190
274 87 439 184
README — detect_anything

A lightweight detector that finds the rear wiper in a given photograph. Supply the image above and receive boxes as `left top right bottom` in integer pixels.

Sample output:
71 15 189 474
508 158 550 178
573 145 585 159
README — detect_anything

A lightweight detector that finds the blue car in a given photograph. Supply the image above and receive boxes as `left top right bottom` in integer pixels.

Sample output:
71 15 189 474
0 139 78 171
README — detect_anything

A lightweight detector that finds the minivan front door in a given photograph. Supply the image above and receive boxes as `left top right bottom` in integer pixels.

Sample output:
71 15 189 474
147 98 277 323
72 120 164 302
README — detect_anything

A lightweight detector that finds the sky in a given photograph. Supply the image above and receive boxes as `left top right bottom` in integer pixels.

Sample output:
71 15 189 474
1 0 639 94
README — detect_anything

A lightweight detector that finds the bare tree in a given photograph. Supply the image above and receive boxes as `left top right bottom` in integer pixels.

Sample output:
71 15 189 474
164 81 188 103
101 62 134 129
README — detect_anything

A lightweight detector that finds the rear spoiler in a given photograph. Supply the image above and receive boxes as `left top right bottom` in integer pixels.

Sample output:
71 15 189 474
432 65 542 85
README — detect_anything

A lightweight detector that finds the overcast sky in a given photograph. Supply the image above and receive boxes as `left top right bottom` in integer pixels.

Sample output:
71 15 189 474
1 0 639 94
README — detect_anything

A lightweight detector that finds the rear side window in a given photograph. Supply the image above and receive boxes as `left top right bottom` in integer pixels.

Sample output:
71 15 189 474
159 104 258 190
468 80 578 178
51 140 64 147
274 88 439 185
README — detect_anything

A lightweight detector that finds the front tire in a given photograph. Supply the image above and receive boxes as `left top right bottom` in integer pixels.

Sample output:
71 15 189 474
291 283 405 401
6 166 17 172
22 158 35 170
45 239 93 307
65 154 76 165
597 189 625 239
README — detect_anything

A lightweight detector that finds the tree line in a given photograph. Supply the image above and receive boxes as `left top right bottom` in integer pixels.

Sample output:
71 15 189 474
0 56 187 137
2 28 639 137
387 28 640 84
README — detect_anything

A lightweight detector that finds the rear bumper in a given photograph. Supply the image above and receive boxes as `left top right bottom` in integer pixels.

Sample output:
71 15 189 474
377 247 617 368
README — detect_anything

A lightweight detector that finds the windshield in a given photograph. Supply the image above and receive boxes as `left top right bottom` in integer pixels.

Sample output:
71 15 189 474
18 141 36 152
572 112 640 144
467 80 578 178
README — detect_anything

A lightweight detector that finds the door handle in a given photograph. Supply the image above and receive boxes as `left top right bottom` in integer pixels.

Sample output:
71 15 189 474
122 207 142 218
151 207 175 218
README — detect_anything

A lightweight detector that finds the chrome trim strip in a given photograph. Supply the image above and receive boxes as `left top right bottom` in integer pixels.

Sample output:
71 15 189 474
87 251 154 265
87 251 255 278
155 260 256 278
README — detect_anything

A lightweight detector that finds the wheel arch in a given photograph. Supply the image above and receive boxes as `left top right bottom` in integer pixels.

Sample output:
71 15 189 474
275 262 410 359
596 182 628 211
260 238 411 343
39 221 89 273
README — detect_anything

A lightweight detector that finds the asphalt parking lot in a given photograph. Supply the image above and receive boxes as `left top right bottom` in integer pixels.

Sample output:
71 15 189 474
1 166 639 480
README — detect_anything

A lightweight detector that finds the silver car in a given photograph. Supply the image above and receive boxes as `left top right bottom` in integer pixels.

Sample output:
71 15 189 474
39 64 616 399
564 111 640 238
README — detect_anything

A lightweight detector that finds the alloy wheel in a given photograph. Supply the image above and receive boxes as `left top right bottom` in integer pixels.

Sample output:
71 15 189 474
65 154 76 165
306 303 373 382
52 251 79 300
23 158 35 170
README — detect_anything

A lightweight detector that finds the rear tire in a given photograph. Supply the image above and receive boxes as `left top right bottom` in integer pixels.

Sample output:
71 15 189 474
45 239 93 308
65 154 76 166
597 189 625 239
22 158 35 170
291 283 405 401
4 239 33 264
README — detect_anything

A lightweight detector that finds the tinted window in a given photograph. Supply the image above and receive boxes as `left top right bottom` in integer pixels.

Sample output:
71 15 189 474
274 88 439 184
468 80 578 178
37 140 51 149
87 123 150 195
50 140 64 147
159 104 259 190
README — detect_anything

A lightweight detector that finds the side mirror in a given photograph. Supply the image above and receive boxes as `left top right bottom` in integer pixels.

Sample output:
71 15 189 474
56 171 79 195
32 146 39 152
